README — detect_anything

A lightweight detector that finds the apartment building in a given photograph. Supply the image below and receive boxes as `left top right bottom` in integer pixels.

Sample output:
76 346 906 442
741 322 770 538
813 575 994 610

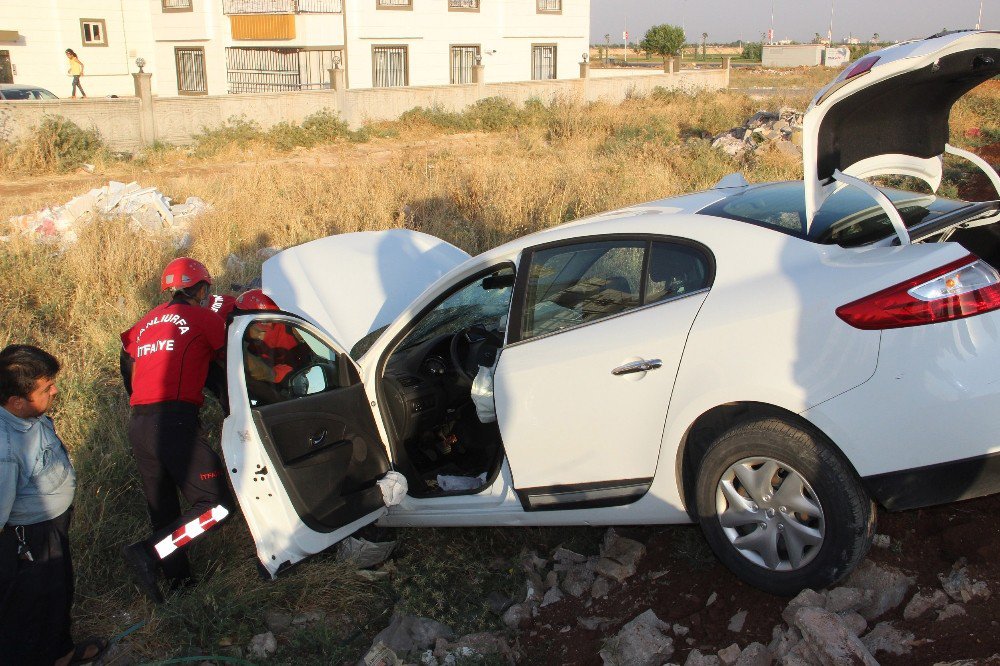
1 0 589 98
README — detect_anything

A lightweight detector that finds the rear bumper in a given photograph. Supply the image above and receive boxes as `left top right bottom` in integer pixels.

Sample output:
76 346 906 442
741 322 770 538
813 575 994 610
863 451 1000 511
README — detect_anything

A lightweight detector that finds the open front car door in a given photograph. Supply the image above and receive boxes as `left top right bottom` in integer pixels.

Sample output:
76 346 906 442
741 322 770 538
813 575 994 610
222 313 391 578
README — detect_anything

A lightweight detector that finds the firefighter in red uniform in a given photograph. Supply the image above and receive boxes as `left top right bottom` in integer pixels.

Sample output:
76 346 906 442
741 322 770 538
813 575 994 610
120 258 234 603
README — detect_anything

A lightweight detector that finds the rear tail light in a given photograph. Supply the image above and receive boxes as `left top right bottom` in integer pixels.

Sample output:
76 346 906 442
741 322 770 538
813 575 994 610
836 255 1000 330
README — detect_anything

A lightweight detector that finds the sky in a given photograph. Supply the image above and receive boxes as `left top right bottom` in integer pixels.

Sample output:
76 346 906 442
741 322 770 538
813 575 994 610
590 0 994 45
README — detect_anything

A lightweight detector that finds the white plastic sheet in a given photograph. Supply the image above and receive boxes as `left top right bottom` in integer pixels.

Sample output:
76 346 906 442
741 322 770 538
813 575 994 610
377 470 408 507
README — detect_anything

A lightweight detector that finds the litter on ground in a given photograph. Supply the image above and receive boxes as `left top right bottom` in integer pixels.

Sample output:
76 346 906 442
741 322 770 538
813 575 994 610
6 181 210 249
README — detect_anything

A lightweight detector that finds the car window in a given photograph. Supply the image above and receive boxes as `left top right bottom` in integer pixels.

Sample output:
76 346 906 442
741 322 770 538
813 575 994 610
243 320 341 407
1 89 30 100
394 265 515 352
699 181 971 247
646 242 711 304
522 240 644 340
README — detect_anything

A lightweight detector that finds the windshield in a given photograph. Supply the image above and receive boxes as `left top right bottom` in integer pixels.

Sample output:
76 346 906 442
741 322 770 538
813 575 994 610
1 88 56 100
396 265 515 351
700 181 972 247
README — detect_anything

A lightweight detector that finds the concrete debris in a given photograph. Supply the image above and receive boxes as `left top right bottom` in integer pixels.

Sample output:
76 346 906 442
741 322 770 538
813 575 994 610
578 616 614 631
370 613 455 656
793 606 879 665
8 180 210 249
728 610 748 633
939 566 992 603
248 631 277 659
861 621 914 657
711 107 804 159
842 559 915 620
599 609 674 666
936 603 967 622
363 641 402 666
717 643 742 666
734 642 771 666
562 563 597 598
596 529 646 583
431 632 516 665
903 589 950 620
684 649 722 666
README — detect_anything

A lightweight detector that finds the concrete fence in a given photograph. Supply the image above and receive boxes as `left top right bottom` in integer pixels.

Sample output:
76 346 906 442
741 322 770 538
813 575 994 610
0 64 729 152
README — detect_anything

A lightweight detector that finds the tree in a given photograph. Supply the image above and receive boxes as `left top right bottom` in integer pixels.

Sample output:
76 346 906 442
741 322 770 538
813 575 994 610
639 24 686 66
701 32 708 59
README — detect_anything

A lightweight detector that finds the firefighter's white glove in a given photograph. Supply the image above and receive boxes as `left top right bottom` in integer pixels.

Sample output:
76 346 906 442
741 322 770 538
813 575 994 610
378 471 408 507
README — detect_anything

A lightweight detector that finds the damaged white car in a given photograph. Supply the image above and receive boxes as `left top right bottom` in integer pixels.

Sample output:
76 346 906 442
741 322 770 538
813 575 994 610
222 30 1000 595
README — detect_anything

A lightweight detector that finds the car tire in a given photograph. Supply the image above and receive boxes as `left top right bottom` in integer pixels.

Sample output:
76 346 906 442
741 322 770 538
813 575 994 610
694 417 875 596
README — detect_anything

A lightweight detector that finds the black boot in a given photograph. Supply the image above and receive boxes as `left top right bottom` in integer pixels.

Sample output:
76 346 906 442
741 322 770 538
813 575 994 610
122 542 164 604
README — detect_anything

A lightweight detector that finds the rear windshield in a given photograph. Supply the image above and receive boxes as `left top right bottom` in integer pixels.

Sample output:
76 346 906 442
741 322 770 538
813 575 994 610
0 88 56 100
699 181 971 247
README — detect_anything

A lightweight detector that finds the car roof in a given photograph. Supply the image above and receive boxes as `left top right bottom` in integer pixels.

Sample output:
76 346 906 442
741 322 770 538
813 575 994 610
0 84 49 90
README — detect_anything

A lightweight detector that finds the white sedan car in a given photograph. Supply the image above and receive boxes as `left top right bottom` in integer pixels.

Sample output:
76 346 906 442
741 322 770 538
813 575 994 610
222 30 1000 595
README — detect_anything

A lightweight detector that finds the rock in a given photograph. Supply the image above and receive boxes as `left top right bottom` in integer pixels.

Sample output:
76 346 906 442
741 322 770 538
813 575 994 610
685 649 722 666
264 610 292 633
579 616 614 631
936 603 967 621
521 551 548 572
939 567 992 603
773 140 802 158
552 547 588 564
544 569 559 590
540 587 564 607
524 571 545 603
596 529 646 582
706 591 718 607
825 587 871 614
842 560 915 620
292 610 325 625
734 642 771 666
248 632 277 659
372 613 455 654
338 537 396 569
872 534 891 549
838 611 868 637
718 643 742 665
712 133 746 157
903 589 949 620
793 606 878 665
768 625 802 661
562 565 596 597
486 590 513 615
502 603 532 629
592 576 611 599
673 623 690 636
599 609 673 666
861 621 914 657
362 641 402 666
437 632 514 663
781 588 827 624
728 610 748 633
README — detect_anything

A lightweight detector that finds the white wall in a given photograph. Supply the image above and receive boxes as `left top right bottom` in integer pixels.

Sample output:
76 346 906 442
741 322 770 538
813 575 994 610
1 0 152 98
148 0 228 97
345 0 589 88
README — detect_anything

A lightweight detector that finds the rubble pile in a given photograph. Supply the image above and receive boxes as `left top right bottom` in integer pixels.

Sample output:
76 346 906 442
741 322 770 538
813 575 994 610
6 181 210 249
711 107 804 159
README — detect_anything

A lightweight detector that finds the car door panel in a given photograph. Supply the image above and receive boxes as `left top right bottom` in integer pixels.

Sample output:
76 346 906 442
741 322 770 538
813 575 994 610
495 292 708 501
223 314 390 577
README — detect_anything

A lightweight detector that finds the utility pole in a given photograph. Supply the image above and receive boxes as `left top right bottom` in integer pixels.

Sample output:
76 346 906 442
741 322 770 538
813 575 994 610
769 0 775 44
624 15 628 64
977 0 984 30
828 0 835 45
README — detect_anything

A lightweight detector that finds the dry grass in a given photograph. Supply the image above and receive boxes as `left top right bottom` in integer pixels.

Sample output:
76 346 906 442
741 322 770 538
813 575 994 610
0 77 995 661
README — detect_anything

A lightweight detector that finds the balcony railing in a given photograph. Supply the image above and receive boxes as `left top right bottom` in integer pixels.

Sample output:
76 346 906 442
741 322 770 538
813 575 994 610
222 0 342 14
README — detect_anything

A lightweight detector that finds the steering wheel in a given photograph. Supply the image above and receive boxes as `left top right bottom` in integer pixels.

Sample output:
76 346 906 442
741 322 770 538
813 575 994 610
449 325 502 384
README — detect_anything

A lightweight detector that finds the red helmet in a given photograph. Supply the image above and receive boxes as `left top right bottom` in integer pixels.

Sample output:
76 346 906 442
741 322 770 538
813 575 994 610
161 257 212 292
235 289 279 312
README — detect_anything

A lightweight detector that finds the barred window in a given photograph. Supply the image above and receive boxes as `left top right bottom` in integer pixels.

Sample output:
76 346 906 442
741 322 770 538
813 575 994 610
373 45 407 87
80 19 108 46
537 0 561 11
449 0 480 9
450 45 479 84
175 47 208 95
531 45 556 80
162 0 193 11
376 0 411 8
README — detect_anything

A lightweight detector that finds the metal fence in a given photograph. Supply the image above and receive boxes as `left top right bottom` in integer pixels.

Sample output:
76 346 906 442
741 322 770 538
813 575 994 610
222 0 342 14
226 47 341 93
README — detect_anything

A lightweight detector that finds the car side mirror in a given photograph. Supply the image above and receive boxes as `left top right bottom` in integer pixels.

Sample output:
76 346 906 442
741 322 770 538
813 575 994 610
482 274 515 290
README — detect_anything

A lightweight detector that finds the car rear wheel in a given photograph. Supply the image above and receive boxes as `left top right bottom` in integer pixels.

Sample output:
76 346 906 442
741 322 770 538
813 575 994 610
695 417 875 596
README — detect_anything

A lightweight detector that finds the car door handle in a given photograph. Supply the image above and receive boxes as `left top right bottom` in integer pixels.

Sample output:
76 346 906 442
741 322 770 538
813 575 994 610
611 359 663 376
309 430 328 447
